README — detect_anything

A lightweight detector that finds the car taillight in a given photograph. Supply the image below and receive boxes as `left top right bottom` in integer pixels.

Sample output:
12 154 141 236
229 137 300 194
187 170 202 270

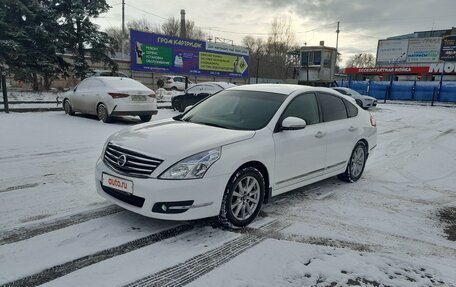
148 93 156 98
108 93 129 98
166 80 172 84
370 113 376 127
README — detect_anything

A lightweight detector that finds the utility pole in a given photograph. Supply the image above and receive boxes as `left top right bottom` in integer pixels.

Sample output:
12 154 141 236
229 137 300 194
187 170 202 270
122 0 125 36
335 21 340 53
256 57 260 84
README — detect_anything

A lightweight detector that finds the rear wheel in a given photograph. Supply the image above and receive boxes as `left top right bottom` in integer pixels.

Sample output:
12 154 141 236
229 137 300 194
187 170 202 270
97 104 111 123
139 115 152 122
338 141 367 182
63 100 74 116
219 167 265 228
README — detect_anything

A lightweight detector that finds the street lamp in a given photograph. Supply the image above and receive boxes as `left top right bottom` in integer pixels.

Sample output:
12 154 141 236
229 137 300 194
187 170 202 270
385 52 406 103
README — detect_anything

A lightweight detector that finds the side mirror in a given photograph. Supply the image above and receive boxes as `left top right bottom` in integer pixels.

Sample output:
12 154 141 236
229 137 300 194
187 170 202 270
183 105 193 113
281 117 307 131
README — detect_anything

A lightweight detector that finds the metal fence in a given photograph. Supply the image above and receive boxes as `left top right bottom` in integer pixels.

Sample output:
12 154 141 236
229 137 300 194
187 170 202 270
337 80 456 103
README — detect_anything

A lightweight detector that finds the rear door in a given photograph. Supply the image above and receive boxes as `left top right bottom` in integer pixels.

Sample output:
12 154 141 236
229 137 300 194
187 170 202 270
273 93 326 192
316 92 357 173
83 79 105 115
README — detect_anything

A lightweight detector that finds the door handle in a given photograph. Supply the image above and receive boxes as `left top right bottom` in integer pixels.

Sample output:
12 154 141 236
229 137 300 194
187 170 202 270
315 131 326 138
348 126 358 132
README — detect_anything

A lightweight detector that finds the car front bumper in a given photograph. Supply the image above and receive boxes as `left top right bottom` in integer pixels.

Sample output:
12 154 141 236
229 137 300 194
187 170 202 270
95 157 228 221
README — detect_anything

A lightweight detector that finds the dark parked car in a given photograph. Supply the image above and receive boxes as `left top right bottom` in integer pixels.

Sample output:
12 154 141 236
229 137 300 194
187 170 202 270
171 82 236 112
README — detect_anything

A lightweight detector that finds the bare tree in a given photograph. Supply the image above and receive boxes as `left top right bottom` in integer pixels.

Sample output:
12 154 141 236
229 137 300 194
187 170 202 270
161 17 205 40
161 17 180 37
264 17 298 80
128 18 160 33
346 53 375 68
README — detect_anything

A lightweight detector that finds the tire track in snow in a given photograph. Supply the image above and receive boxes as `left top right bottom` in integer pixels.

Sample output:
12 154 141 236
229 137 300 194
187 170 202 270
0 224 193 287
124 219 291 287
0 205 123 246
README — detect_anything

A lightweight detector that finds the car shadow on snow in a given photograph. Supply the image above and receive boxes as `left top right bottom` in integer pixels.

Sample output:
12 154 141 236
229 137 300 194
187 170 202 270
72 113 142 125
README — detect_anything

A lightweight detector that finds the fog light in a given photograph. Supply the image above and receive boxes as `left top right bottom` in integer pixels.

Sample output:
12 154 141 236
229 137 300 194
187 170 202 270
161 204 168 211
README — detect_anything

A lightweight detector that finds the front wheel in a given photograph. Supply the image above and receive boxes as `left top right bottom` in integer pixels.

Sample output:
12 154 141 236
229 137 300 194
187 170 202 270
355 99 364 108
97 104 111 123
219 167 265 228
338 141 368 182
64 100 75 116
139 115 152 122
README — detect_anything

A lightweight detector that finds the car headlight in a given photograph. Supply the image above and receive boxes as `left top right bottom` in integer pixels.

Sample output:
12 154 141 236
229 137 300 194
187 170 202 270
159 147 222 179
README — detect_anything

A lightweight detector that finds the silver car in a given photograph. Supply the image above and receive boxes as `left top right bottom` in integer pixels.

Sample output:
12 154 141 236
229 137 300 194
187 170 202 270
332 87 377 109
63 77 157 123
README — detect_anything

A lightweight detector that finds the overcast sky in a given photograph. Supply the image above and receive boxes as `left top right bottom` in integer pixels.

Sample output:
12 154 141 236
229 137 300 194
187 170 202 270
94 0 455 66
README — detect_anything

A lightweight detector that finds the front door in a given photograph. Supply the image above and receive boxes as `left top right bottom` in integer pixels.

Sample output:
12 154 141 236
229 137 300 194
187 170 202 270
273 93 326 193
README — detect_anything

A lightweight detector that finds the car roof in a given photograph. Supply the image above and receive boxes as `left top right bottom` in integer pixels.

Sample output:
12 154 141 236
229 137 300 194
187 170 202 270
332 87 352 90
229 84 340 95
191 82 236 89
89 76 132 82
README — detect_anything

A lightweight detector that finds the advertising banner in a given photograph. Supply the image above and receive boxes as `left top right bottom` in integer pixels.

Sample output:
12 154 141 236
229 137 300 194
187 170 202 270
130 30 249 78
440 35 456 61
376 39 408 63
406 37 441 63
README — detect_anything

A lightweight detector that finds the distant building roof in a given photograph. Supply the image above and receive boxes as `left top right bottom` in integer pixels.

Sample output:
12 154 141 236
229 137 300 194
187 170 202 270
387 27 456 40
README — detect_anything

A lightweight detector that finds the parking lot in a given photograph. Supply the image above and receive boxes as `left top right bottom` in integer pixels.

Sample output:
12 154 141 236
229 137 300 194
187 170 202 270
1 104 456 286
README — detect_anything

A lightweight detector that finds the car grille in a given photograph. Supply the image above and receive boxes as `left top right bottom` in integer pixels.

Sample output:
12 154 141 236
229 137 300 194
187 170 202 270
104 143 163 177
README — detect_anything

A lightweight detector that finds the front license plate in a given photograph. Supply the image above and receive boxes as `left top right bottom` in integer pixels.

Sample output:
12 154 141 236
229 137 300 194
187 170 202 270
131 95 147 102
102 173 133 194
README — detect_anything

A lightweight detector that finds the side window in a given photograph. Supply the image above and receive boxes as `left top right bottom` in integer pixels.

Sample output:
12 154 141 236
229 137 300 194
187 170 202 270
343 99 358 118
186 86 198 94
75 79 91 92
281 93 320 125
317 93 348 122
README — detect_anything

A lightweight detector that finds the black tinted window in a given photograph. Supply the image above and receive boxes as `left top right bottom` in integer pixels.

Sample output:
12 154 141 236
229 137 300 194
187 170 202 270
282 93 320 125
344 100 358 118
317 93 348 122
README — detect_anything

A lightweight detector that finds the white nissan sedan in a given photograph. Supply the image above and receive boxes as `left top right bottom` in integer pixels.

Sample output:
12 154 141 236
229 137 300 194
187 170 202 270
63 77 157 123
95 84 377 227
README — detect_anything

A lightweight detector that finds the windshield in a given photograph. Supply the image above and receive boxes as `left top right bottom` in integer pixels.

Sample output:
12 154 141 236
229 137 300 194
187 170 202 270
181 90 287 130
347 88 362 96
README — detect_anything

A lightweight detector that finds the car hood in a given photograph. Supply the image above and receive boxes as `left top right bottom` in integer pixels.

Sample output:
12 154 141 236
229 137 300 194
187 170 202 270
108 119 255 160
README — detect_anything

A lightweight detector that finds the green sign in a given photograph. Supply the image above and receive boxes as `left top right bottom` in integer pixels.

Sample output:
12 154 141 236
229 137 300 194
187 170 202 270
138 44 172 67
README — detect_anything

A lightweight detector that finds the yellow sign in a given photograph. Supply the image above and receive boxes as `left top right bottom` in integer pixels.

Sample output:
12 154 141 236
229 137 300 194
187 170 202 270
199 52 247 74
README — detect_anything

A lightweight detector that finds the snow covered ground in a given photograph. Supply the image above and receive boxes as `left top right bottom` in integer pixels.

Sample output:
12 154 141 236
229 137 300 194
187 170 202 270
0 104 455 287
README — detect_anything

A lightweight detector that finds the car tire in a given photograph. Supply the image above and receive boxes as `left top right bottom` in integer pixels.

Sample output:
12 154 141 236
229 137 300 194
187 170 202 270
355 99 363 108
338 141 368 183
172 86 178 91
63 100 75 116
219 167 265 228
97 104 111 123
174 101 183 112
139 115 152 122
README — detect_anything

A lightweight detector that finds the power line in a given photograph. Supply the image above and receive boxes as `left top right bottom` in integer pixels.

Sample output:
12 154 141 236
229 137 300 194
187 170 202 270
125 3 169 21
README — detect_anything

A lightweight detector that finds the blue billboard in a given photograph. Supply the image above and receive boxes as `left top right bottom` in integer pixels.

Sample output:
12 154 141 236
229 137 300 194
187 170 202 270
130 30 249 78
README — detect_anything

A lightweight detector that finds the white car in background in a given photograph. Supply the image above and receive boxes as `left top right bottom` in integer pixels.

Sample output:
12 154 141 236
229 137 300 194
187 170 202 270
95 84 377 227
63 77 157 123
162 75 193 91
332 87 377 109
